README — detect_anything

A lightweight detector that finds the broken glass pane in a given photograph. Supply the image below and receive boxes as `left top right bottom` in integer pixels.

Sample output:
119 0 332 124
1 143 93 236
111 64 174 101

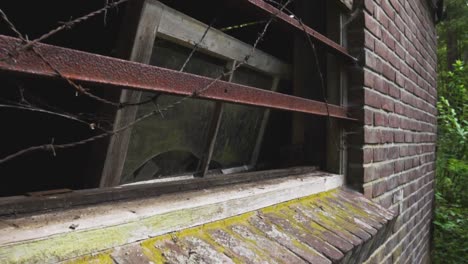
121 40 224 184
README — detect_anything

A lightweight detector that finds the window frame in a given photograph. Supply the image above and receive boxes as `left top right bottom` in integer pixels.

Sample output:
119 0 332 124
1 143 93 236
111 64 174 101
0 0 356 214
101 0 353 187
101 0 294 186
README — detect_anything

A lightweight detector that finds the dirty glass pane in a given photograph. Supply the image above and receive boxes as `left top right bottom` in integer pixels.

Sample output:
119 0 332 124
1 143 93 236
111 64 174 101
211 66 273 168
121 39 225 184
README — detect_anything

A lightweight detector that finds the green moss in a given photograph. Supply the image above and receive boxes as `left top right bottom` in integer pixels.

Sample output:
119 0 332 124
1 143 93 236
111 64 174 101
140 238 167 263
1 188 352 263
62 252 113 264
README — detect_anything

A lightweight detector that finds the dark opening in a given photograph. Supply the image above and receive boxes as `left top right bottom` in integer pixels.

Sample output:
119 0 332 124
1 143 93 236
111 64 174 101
0 0 343 196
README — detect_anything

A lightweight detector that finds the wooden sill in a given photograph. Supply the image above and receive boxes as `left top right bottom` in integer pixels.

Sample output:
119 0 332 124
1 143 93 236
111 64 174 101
0 170 343 252
0 166 321 216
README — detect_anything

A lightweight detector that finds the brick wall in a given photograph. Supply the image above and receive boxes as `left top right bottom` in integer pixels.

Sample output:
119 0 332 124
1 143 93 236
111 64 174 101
346 0 438 263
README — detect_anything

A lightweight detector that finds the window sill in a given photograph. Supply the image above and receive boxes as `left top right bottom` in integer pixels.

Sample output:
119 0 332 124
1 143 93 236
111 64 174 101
0 169 347 262
0 171 394 263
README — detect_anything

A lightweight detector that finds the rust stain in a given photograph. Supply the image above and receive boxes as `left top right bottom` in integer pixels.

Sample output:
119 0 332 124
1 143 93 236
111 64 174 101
246 0 357 63
0 35 355 121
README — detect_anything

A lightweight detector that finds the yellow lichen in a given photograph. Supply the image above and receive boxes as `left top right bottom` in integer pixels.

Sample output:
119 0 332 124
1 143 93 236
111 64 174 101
62 252 113 264
3 188 365 263
140 238 166 263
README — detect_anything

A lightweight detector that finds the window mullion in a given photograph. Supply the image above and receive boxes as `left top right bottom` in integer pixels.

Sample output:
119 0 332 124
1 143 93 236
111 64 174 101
197 60 237 177
250 76 280 167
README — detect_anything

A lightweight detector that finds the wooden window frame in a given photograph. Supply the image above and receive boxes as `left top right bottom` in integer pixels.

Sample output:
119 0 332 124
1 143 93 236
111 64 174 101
100 0 352 187
100 0 294 187
0 0 354 215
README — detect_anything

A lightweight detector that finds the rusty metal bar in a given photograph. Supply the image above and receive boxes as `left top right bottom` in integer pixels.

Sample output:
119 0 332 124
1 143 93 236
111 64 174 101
246 0 357 63
0 35 354 120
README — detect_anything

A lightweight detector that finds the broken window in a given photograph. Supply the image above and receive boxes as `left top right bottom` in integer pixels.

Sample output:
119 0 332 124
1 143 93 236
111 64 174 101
99 0 351 187
0 0 354 205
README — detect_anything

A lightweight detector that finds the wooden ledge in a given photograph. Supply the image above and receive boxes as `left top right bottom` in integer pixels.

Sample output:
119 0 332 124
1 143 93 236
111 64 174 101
0 171 344 263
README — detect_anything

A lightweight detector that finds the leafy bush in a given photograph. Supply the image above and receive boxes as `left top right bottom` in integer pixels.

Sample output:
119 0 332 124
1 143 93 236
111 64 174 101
436 60 468 205
434 60 468 263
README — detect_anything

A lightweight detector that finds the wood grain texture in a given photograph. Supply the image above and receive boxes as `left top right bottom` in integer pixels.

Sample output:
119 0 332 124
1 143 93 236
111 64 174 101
12 187 396 264
100 0 164 187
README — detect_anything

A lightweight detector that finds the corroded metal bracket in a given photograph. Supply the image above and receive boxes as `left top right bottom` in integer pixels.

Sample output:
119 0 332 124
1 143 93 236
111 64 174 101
246 0 358 63
0 35 355 120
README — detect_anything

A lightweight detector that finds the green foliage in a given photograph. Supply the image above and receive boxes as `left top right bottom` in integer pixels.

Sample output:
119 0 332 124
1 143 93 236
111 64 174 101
434 60 468 263
434 1 468 260
433 199 468 264
437 0 468 71
436 61 468 205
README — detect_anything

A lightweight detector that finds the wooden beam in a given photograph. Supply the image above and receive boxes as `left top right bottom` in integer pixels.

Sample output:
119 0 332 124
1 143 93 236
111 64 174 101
198 61 237 177
152 0 291 78
100 0 164 187
0 167 323 216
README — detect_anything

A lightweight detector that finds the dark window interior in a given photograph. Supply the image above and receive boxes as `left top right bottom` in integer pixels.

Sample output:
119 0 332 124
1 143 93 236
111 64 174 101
0 0 345 196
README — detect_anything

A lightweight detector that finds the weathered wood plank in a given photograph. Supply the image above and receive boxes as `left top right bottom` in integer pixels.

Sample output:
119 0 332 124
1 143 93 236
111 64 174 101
154 0 291 78
197 61 237 177
110 244 151 264
0 167 321 216
249 215 332 264
0 173 344 263
100 0 164 187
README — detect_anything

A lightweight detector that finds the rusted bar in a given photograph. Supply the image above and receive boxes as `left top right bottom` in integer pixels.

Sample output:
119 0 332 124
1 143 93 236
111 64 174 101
246 0 357 63
0 35 354 120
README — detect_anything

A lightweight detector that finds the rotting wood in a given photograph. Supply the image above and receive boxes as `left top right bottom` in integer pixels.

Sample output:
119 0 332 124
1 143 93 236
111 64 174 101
197 61 237 177
249 214 332 264
0 174 347 263
152 0 291 78
0 186 397 264
100 0 164 188
26 189 72 197
0 167 321 216
261 211 344 261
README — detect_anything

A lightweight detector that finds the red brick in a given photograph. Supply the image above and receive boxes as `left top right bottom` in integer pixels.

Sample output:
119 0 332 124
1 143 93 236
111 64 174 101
382 63 396 81
374 147 387 162
389 115 401 128
365 90 382 108
365 12 382 38
365 128 382 144
374 112 388 126
381 1 396 20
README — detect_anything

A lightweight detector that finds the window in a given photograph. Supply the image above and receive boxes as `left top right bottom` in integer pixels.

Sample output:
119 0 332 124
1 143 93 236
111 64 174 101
100 0 352 187
0 0 355 212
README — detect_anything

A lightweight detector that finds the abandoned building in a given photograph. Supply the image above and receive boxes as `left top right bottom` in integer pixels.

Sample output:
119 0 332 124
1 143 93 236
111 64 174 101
0 0 442 263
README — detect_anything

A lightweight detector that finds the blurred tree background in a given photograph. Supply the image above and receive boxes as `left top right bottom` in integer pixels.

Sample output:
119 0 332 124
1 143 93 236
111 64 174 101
433 0 468 263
